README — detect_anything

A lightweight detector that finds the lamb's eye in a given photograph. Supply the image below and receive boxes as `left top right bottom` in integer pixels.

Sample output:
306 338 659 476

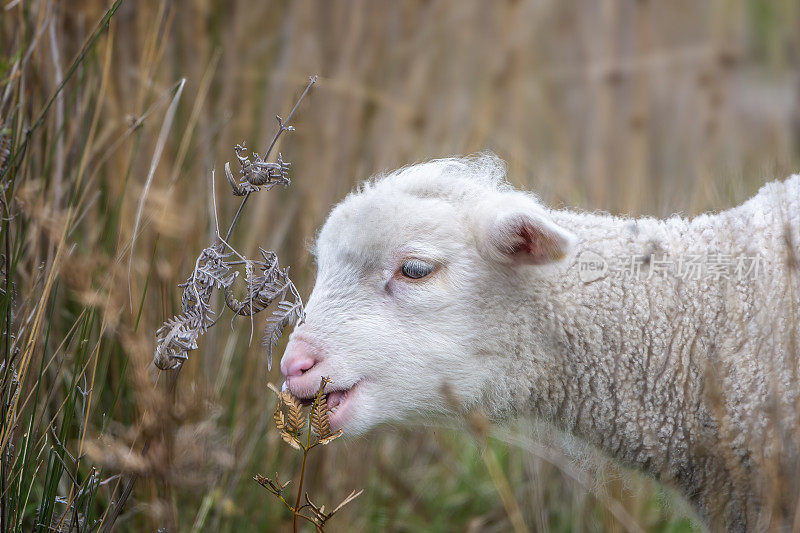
400 258 435 280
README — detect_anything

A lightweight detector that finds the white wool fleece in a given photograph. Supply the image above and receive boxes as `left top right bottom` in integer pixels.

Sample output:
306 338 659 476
282 154 800 531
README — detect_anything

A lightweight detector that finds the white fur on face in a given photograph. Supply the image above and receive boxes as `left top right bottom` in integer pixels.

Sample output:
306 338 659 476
281 155 573 434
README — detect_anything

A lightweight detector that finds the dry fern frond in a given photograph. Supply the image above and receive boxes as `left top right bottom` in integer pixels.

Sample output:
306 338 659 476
262 281 304 371
310 394 331 438
154 242 238 369
274 405 286 432
317 429 343 445
223 249 290 317
225 145 291 196
281 391 305 433
215 76 360 531
280 431 302 450
310 376 333 438
220 248 305 372
152 77 316 372
303 493 328 524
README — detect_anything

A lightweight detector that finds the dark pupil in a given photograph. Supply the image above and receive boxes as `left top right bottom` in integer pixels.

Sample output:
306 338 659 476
402 260 430 279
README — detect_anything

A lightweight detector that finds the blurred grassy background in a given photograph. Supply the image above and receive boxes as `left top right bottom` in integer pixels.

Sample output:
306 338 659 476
1 0 799 531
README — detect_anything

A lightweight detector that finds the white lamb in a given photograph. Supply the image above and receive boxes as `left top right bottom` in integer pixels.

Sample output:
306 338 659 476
280 155 800 530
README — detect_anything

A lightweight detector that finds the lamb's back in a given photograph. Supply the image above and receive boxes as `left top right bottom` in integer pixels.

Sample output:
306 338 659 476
704 175 800 517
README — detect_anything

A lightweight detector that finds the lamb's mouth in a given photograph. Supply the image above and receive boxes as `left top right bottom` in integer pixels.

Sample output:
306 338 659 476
326 388 349 415
295 381 360 429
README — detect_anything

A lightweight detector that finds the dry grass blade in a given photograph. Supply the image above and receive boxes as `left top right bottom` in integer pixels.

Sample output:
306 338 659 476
128 78 186 307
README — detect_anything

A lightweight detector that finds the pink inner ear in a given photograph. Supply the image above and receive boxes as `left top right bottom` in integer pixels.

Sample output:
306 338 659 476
510 220 566 265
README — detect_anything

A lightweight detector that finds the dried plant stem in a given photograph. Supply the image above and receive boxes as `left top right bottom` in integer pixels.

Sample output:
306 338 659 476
293 423 313 533
292 381 325 531
225 76 316 243
224 194 251 242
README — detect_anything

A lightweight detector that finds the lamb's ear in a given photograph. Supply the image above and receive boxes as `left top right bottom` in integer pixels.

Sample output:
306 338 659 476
476 196 576 266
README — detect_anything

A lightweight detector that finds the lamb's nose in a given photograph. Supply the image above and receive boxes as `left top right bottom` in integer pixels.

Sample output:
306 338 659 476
280 341 318 379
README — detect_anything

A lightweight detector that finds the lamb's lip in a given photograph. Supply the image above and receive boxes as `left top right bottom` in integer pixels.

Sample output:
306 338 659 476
285 380 361 429
325 381 359 429
285 379 359 400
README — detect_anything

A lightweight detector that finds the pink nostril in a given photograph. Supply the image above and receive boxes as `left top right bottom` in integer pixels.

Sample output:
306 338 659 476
281 343 318 379
283 356 315 378
281 337 321 379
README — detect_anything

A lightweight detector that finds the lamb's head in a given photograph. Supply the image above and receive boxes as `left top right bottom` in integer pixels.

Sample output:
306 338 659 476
280 155 576 434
